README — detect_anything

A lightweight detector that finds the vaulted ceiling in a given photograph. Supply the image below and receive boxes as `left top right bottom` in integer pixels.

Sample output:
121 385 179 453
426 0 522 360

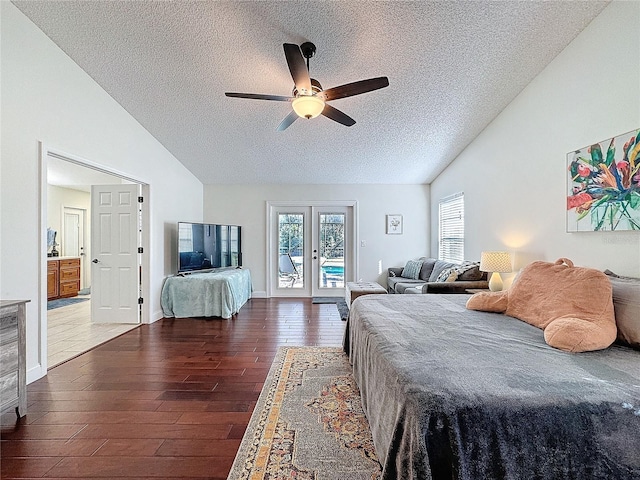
14 1 608 185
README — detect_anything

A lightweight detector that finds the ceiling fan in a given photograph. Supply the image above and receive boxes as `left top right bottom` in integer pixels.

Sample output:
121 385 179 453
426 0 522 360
225 42 389 131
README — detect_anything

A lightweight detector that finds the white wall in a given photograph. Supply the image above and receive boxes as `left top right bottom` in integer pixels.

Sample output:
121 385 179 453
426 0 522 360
47 185 91 287
47 185 90 253
203 184 430 294
1 3 203 382
431 1 640 277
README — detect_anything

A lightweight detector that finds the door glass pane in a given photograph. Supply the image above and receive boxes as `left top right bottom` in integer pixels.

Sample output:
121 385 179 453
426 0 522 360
319 213 345 289
278 214 304 288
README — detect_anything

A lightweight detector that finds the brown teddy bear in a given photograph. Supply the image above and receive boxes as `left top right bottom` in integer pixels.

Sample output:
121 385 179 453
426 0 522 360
466 258 617 352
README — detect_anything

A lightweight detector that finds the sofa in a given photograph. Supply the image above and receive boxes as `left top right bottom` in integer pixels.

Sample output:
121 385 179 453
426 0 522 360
387 257 489 294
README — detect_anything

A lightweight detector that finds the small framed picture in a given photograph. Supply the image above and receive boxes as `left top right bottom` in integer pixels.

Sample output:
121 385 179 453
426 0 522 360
386 214 403 234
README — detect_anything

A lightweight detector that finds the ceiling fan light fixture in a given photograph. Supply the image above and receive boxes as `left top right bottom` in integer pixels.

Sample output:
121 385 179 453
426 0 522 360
292 95 325 119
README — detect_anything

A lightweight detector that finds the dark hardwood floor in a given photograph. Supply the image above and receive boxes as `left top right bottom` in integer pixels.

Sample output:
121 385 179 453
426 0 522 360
1 298 346 479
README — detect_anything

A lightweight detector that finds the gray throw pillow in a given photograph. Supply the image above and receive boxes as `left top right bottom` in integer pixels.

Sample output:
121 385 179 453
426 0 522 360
419 258 437 281
401 259 424 279
606 272 640 350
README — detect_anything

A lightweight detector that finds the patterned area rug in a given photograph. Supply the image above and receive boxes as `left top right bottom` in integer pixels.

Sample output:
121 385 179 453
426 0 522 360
336 300 349 321
227 346 381 480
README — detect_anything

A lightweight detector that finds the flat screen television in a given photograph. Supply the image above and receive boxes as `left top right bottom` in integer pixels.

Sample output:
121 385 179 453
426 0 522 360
177 222 242 273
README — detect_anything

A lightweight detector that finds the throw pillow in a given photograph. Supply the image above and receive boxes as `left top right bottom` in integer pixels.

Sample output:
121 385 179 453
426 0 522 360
605 271 640 350
436 267 458 282
419 258 438 281
401 259 424 279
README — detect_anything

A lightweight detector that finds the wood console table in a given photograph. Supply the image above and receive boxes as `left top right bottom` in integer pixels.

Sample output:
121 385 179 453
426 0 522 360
1 300 28 419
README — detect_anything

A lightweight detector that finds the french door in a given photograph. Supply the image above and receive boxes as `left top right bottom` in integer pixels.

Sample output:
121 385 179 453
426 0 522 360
269 202 356 297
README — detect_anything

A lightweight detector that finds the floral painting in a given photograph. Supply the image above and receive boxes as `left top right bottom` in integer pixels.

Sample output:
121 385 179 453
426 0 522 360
386 214 403 234
567 128 640 232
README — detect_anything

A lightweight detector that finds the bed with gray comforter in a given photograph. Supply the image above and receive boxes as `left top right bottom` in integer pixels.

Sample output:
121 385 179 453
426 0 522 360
344 294 640 479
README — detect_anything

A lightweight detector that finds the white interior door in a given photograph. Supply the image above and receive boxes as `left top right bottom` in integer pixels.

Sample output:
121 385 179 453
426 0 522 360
269 203 354 297
91 184 140 323
63 207 87 289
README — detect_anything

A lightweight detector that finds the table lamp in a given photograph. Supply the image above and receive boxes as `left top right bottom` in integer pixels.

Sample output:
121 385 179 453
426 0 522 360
479 251 512 292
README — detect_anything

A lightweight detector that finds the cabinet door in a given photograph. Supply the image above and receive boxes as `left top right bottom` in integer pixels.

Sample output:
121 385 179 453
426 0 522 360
59 258 80 298
59 281 80 298
47 261 59 299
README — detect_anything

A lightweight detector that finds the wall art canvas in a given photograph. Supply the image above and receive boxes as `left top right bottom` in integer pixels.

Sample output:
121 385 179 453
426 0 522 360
567 128 640 232
386 214 403 234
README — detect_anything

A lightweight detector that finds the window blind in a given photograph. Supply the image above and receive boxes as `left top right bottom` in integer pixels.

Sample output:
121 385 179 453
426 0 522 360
438 192 464 263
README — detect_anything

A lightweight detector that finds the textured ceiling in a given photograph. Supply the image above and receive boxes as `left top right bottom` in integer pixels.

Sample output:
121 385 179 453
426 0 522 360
14 1 608 185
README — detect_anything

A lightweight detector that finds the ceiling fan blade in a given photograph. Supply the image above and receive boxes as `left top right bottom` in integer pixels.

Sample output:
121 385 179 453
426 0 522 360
276 110 299 131
321 104 356 127
283 43 312 94
225 92 293 102
320 77 389 102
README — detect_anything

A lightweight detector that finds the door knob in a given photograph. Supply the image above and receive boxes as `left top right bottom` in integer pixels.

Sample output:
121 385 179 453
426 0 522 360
92 259 100 264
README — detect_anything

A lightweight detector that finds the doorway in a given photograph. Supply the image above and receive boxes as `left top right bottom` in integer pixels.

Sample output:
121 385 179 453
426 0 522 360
42 146 149 370
62 207 87 288
268 202 357 297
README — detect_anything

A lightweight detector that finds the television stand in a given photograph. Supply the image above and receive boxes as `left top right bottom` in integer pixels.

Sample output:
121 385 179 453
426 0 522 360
161 268 251 319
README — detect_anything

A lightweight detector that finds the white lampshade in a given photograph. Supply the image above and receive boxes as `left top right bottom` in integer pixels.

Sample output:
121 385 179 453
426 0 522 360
292 95 325 119
479 251 512 273
480 251 512 292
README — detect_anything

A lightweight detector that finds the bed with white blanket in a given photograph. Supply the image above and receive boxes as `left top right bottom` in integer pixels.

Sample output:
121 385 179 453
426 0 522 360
161 268 251 319
343 294 640 479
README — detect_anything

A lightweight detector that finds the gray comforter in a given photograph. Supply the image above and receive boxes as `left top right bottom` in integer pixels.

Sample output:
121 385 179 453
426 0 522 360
344 294 640 480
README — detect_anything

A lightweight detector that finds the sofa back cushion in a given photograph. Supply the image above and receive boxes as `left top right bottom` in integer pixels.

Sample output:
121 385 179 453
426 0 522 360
428 260 456 282
419 258 437 281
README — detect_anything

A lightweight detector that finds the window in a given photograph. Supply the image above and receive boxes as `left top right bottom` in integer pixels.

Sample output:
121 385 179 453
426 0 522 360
439 192 464 263
178 223 194 252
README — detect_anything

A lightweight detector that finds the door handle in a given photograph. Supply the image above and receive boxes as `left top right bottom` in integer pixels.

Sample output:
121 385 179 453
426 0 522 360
92 259 100 264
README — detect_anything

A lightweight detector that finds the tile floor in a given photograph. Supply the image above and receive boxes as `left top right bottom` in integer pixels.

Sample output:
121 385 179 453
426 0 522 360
47 296 139 368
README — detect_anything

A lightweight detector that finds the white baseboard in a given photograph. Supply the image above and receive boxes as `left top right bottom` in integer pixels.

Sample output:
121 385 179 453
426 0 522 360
252 291 267 298
151 309 164 323
27 364 46 384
